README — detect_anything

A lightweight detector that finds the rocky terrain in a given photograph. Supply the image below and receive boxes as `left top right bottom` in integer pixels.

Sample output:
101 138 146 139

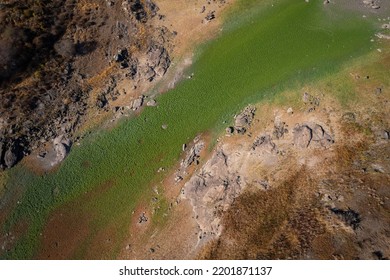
119 45 390 259
0 0 389 261
0 0 174 170
187 73 390 259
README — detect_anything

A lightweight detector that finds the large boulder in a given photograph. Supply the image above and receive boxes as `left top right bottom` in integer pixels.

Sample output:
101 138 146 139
234 105 256 134
147 45 171 77
293 123 334 148
52 135 71 166
294 125 313 148
131 95 145 110
4 144 20 168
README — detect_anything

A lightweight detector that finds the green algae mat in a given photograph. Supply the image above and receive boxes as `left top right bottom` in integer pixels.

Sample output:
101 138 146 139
1 0 375 259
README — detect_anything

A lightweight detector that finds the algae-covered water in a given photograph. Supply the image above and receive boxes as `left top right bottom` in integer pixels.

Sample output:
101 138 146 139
1 0 375 259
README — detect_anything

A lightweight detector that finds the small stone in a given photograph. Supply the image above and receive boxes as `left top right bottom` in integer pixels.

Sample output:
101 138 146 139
175 175 183 183
131 95 144 110
162 124 168 130
146 99 157 107
303 92 310 103
139 212 148 223
372 164 384 173
287 107 294 114
382 23 390 29
226 126 234 134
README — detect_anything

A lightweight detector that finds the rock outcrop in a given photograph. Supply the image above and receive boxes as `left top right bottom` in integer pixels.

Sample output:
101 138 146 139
183 146 244 237
183 106 336 243
0 0 173 170
293 123 334 148
231 105 256 134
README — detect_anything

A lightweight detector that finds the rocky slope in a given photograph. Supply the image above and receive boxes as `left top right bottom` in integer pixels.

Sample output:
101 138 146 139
0 0 174 170
184 72 390 259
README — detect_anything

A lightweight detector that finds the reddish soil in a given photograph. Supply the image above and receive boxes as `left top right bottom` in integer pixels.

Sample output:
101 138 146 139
37 179 115 259
37 200 93 259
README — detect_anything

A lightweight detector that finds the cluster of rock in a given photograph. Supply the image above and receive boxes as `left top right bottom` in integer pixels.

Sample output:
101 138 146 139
174 138 205 183
183 146 243 238
226 105 256 135
293 123 334 149
363 0 381 9
0 0 174 170
0 141 22 169
122 0 159 23
200 0 228 23
184 103 335 241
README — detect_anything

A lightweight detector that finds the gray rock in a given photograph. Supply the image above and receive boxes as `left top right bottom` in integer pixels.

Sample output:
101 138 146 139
273 120 288 139
382 23 390 29
144 66 156 82
342 112 356 123
96 95 108 109
303 92 310 103
147 45 171 77
131 95 144 110
372 164 385 173
4 146 18 168
226 126 234 134
294 123 334 148
52 135 71 166
205 11 215 21
252 134 276 153
294 125 313 148
146 99 157 107
181 141 204 169
234 105 256 134
139 212 148 223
